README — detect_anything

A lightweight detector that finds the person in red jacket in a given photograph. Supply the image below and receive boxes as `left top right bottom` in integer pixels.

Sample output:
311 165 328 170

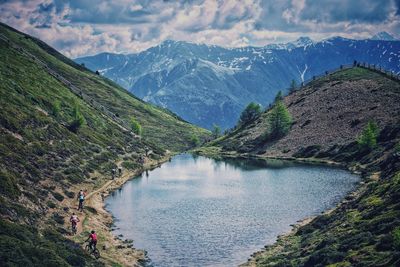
86 230 97 250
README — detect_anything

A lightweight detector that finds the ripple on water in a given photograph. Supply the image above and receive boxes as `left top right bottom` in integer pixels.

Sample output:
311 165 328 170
106 154 359 267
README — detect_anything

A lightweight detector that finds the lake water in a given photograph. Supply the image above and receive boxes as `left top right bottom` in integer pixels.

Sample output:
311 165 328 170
105 154 359 267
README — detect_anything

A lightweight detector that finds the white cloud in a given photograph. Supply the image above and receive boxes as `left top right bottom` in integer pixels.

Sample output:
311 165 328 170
0 0 398 58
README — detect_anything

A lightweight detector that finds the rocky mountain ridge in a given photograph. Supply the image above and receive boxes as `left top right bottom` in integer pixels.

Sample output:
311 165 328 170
76 36 400 130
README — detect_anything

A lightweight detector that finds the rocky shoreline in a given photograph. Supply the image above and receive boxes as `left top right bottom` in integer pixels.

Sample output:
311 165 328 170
65 153 174 267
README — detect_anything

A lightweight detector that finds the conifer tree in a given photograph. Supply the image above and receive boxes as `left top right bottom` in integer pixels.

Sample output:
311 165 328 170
130 117 142 136
239 102 262 125
289 79 297 92
268 100 292 138
212 124 221 139
357 121 379 150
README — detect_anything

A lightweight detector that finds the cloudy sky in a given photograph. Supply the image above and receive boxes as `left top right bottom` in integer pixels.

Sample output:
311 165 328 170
1 0 399 58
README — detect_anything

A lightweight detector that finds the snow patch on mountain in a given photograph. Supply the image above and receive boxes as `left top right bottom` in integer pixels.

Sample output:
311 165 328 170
75 36 400 130
371 31 397 41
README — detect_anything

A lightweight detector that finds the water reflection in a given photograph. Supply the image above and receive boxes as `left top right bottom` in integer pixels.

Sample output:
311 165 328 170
106 154 359 267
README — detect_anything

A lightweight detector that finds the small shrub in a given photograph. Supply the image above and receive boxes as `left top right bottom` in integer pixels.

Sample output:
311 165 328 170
357 121 379 150
289 79 297 92
52 100 61 116
393 226 400 250
130 117 142 135
47 201 56 209
190 134 200 146
52 213 64 225
85 206 97 214
0 170 20 199
121 161 139 170
66 255 86 267
63 190 75 199
274 91 283 102
395 142 400 154
68 102 85 133
52 192 64 202
212 124 221 139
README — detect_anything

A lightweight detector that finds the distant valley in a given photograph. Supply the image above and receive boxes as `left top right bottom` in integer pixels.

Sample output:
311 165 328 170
76 33 400 130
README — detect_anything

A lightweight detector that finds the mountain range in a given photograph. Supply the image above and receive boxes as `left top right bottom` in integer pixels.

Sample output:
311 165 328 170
76 32 400 130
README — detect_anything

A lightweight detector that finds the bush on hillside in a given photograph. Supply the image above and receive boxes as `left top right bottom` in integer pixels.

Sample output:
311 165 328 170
130 117 142 135
393 226 400 250
52 192 64 202
357 121 379 150
68 102 85 133
239 102 262 126
47 201 56 209
52 100 61 117
0 170 20 199
268 100 292 139
212 124 221 139
289 79 297 92
121 160 140 170
190 134 200 146
274 91 283 103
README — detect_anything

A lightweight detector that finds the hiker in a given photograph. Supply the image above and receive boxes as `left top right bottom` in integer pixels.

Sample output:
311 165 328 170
139 156 145 165
70 213 80 234
111 168 116 179
118 167 122 176
78 190 85 212
86 230 98 250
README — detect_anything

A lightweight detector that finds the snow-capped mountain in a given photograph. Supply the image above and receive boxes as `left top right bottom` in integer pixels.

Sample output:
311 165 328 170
371 31 398 41
76 37 400 130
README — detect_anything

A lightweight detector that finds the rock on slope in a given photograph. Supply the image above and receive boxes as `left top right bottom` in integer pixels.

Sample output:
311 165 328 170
76 38 400 130
201 67 400 266
0 22 208 266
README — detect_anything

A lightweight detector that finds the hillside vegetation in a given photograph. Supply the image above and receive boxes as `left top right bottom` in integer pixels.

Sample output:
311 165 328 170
198 67 400 266
0 22 208 266
205 67 400 157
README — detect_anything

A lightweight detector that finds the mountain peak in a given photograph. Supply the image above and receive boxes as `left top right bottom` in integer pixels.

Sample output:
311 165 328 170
292 36 313 47
370 31 397 41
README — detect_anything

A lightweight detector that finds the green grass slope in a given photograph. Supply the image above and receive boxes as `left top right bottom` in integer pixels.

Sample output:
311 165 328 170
198 68 400 266
0 22 208 266
204 67 400 157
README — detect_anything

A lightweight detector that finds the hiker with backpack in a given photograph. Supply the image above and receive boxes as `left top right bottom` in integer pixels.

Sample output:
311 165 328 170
78 190 86 212
70 212 80 235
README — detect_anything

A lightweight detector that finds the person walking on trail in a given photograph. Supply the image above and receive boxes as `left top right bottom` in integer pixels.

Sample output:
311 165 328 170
78 190 85 212
118 167 122 177
70 213 80 234
86 230 98 250
111 168 116 180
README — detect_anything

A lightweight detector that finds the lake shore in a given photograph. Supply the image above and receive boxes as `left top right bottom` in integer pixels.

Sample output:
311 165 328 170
71 146 365 267
193 147 367 267
65 152 174 267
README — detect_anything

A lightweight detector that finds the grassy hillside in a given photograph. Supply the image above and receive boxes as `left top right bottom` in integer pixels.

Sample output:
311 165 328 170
0 22 208 266
202 67 400 157
197 68 400 266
